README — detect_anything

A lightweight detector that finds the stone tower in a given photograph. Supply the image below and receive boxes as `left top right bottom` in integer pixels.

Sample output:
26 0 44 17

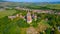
27 11 32 24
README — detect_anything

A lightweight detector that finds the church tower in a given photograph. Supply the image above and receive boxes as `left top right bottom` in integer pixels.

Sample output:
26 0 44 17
27 11 32 24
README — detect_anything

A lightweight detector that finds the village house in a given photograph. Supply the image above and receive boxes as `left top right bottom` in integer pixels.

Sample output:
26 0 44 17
33 10 54 14
8 16 16 20
58 12 60 15
54 12 60 15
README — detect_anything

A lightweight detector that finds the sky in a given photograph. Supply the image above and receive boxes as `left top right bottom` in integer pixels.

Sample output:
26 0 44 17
4 0 60 2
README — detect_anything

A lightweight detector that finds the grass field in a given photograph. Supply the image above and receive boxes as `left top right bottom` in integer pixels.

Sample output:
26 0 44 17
0 10 17 18
46 4 60 9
